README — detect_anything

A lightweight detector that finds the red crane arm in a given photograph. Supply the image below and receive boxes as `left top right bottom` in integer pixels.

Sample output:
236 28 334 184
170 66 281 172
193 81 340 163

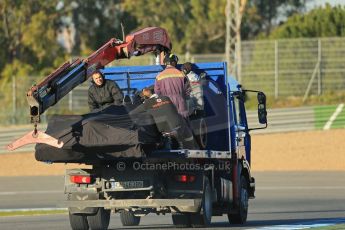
27 26 171 122
85 27 171 74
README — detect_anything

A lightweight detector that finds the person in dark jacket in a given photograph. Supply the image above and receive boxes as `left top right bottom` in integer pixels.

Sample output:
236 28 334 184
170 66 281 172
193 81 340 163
154 54 191 118
88 71 124 111
129 87 198 149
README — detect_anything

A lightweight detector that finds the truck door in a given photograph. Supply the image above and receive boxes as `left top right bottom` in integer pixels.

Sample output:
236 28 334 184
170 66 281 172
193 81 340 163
233 93 251 164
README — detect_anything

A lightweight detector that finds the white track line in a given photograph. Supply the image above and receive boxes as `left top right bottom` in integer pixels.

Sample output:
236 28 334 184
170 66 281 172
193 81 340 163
0 190 60 196
257 186 345 190
323 103 344 130
248 218 345 230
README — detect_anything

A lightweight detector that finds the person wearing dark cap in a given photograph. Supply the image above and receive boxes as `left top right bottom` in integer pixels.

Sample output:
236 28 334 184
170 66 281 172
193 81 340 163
129 86 198 149
154 54 191 118
88 71 124 111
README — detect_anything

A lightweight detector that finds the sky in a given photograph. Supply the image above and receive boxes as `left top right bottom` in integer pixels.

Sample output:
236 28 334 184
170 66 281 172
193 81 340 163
307 0 345 10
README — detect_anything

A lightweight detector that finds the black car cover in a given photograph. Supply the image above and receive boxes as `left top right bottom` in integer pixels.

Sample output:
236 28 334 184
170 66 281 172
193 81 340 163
35 105 159 164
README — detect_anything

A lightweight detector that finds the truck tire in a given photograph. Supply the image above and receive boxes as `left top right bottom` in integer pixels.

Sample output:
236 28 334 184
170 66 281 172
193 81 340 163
172 213 191 228
69 211 89 230
190 176 212 227
87 207 111 230
228 175 248 224
194 118 207 149
120 210 140 226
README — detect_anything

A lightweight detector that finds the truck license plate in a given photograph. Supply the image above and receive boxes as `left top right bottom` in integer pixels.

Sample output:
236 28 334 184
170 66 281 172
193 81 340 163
113 181 144 189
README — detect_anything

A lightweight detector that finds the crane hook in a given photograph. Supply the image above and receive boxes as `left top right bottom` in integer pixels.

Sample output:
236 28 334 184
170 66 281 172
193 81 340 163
33 122 38 138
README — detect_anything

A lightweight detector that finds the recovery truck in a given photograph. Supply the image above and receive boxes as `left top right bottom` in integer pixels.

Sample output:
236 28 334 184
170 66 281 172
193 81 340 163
7 27 267 229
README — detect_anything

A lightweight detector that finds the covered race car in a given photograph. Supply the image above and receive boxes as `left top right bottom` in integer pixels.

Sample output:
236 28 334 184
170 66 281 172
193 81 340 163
35 105 160 164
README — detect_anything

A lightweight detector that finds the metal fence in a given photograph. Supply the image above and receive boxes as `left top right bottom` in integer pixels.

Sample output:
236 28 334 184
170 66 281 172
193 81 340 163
241 38 345 100
1 37 345 126
193 37 345 99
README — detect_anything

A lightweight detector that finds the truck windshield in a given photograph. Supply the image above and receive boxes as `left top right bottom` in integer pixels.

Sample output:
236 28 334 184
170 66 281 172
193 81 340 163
233 94 245 127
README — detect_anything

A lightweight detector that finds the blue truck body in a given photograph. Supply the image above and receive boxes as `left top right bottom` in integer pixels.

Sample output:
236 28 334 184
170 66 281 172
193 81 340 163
102 62 249 162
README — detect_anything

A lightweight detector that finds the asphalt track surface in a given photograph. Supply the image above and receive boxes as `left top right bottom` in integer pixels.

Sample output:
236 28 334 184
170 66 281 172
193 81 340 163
0 172 344 230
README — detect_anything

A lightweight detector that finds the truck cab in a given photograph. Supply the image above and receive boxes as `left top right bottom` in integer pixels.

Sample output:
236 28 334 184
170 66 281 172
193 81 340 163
64 61 267 229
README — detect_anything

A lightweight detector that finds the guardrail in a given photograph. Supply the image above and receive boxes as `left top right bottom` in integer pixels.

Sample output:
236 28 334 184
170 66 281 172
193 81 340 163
1 105 344 154
248 106 315 134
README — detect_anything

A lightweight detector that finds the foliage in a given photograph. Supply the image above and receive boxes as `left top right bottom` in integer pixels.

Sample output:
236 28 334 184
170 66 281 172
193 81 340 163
122 0 305 53
268 4 345 39
0 0 137 82
0 0 65 82
124 0 234 53
60 0 137 56
0 59 33 123
0 0 310 79
186 0 227 53
0 59 33 88
243 0 305 39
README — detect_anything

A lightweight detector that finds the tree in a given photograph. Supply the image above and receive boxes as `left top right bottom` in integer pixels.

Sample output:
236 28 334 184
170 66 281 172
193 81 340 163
123 0 235 54
0 0 68 124
186 0 227 53
60 0 137 56
268 4 345 39
122 0 306 53
242 0 306 39
0 0 65 83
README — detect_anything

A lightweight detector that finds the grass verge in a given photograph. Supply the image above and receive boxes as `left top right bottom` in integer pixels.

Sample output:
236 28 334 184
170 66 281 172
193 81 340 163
314 104 345 129
311 224 345 230
314 105 336 129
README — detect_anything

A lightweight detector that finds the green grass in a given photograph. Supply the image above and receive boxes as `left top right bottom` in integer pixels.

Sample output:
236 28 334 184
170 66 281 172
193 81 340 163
0 210 67 217
314 105 337 129
330 106 345 129
314 104 345 129
311 224 345 230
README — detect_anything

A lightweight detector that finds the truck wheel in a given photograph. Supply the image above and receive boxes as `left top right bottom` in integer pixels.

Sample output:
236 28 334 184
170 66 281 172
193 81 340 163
69 211 89 230
172 213 191 228
228 175 248 224
190 177 212 227
120 210 141 226
87 207 111 230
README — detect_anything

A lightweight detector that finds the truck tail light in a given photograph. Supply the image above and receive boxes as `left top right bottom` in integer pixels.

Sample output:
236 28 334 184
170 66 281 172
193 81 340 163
70 175 91 184
175 174 196 183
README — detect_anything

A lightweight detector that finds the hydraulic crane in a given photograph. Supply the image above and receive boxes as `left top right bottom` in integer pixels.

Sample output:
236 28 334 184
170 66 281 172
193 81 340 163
7 27 171 151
